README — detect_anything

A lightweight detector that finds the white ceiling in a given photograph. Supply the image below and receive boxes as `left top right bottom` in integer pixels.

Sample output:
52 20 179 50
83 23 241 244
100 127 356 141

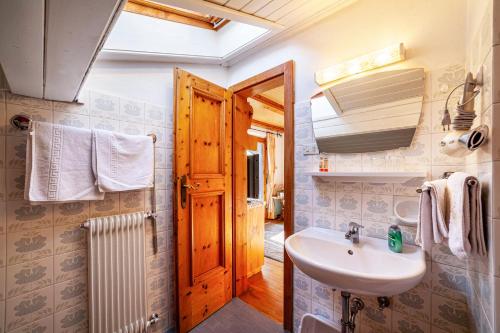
0 0 125 102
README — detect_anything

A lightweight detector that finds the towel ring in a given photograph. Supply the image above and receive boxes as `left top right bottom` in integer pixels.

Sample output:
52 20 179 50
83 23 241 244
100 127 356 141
10 114 31 131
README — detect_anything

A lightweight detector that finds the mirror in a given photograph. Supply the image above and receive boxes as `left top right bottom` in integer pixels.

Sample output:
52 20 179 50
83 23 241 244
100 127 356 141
311 68 425 153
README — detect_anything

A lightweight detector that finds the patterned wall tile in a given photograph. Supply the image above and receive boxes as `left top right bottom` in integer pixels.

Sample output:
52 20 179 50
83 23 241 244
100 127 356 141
431 294 470 333
6 169 25 201
145 103 167 125
392 285 431 323
5 135 25 169
119 190 146 214
6 104 52 136
362 194 393 225
431 65 465 101
5 286 54 331
54 276 87 313
294 268 312 297
294 210 312 232
53 250 86 284
6 257 53 299
119 120 145 135
53 202 89 226
53 302 88 333
391 311 430 333
90 91 119 120
53 111 90 129
53 224 86 255
7 228 53 265
311 301 334 323
90 115 119 131
8 315 53 333
90 192 119 217
431 262 471 303
6 201 53 232
120 98 145 123
0 88 176 333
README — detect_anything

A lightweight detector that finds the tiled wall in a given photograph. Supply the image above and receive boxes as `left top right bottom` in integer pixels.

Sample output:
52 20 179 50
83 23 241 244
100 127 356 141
292 5 498 329
0 81 175 332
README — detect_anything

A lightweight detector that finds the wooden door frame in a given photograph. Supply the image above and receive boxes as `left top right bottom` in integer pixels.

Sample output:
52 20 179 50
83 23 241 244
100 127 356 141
229 60 295 332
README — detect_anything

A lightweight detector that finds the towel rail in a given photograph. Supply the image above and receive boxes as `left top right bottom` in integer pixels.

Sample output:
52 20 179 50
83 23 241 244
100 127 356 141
416 178 478 193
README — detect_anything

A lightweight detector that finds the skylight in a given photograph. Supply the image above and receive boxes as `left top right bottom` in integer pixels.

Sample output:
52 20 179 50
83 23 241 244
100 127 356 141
124 0 230 31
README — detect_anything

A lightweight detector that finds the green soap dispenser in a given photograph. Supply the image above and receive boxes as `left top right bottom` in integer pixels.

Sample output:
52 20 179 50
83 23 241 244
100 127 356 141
388 225 403 253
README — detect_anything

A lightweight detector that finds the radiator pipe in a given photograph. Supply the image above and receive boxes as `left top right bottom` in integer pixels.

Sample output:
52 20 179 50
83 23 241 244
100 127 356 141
80 211 157 229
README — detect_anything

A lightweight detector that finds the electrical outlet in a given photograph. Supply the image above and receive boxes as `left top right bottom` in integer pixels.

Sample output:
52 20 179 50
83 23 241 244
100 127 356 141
303 144 319 155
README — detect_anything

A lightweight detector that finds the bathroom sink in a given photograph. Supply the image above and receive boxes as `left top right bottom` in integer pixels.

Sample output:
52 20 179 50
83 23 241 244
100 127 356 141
285 227 426 296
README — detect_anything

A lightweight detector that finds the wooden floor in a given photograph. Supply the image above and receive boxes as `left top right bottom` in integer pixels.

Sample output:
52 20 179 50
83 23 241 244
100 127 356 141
239 257 284 323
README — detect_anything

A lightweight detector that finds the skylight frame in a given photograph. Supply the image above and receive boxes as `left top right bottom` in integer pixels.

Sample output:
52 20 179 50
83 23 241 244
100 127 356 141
124 0 230 31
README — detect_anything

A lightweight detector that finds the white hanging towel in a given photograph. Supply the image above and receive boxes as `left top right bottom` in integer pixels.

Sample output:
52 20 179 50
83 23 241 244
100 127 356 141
416 179 448 252
447 172 486 258
92 129 154 192
25 121 104 203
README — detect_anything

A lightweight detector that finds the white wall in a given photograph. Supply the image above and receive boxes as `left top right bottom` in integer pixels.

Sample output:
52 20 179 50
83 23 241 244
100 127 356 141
83 60 228 107
228 0 466 102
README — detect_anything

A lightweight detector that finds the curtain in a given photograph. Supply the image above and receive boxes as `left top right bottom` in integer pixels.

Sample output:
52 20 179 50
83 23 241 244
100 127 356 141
266 133 276 219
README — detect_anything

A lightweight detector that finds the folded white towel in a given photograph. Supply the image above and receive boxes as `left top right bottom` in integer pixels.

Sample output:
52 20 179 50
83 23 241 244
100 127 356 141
416 179 448 252
25 121 105 203
92 129 154 192
447 172 485 258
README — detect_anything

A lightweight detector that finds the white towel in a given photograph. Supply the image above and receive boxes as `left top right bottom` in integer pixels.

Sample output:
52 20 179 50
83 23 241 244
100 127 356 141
416 179 448 252
25 121 104 203
447 172 486 258
92 129 154 192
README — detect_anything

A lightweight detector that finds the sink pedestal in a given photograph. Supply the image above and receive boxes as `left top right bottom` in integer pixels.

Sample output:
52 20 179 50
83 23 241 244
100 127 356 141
339 291 364 333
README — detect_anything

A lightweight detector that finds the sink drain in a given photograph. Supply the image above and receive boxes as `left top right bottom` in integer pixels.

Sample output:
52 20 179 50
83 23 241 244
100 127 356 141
347 249 354 255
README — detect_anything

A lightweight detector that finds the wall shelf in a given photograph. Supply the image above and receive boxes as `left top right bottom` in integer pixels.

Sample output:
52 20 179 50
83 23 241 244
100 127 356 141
304 171 427 182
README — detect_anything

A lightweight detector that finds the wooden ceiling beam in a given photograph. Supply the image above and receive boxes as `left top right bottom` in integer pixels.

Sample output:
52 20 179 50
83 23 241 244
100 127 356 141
236 75 284 98
252 94 284 113
251 119 284 133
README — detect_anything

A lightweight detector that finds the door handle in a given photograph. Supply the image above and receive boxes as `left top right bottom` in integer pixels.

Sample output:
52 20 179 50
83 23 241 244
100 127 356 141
180 175 200 208
183 183 200 190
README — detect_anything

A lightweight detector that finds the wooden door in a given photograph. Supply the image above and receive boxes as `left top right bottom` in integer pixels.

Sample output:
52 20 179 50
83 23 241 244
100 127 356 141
174 69 232 332
232 95 254 296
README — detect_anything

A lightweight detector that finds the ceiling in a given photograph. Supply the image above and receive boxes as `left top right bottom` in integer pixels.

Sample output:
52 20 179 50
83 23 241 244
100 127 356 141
0 0 125 101
100 0 357 65
261 85 284 105
0 0 356 101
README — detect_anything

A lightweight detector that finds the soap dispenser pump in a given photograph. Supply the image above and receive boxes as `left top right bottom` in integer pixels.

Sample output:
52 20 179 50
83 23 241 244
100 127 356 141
388 225 403 253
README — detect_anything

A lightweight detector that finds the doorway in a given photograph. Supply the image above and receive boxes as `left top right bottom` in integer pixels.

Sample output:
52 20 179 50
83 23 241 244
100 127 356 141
173 62 294 333
230 61 294 331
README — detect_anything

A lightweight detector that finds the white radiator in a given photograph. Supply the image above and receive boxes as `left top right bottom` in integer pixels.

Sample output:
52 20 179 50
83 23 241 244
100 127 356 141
84 212 150 333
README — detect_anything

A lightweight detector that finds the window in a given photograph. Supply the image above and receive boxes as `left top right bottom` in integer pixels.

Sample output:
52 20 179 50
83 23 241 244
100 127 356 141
124 0 230 30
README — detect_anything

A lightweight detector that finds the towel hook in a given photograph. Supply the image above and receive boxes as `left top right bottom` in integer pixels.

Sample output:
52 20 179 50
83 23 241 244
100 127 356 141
148 133 157 143
10 114 31 131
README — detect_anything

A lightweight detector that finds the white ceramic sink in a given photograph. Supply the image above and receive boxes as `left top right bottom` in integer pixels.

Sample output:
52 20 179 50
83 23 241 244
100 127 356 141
285 227 426 296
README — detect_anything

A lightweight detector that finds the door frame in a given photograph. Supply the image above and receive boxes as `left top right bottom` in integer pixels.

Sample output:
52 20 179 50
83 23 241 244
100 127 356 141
229 60 295 332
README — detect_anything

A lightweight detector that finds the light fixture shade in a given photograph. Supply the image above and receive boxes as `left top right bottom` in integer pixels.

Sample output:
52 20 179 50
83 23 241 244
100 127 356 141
315 43 406 85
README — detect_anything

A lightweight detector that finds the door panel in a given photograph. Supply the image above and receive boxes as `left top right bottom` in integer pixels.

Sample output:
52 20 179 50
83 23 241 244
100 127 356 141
175 69 232 333
190 191 224 283
190 88 225 177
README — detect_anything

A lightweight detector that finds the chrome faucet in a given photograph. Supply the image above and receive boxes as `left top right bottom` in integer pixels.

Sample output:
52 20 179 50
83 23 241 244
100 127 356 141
345 222 364 244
